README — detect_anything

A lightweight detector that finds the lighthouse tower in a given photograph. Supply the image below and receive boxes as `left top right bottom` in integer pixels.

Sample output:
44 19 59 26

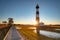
36 3 40 39
36 4 40 25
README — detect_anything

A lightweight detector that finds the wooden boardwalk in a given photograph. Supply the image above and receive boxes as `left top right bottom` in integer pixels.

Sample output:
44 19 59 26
4 26 25 40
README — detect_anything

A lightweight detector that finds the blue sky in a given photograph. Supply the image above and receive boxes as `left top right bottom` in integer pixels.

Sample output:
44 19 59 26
0 0 60 25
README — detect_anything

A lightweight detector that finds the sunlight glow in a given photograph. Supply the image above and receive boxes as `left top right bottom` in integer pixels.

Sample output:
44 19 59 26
33 21 37 25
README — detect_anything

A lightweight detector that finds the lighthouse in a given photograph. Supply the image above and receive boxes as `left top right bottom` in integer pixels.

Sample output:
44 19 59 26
36 3 40 39
36 4 40 25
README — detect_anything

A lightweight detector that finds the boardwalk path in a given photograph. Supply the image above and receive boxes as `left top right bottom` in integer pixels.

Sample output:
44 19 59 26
4 26 25 40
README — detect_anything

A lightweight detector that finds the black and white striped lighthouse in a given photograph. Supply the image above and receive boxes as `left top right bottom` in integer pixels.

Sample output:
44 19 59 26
36 3 40 40
36 4 40 26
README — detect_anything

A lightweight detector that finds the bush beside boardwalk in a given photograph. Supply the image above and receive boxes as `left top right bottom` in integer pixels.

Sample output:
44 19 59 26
0 26 10 40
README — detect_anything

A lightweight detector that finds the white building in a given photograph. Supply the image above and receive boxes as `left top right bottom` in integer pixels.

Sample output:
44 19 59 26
40 22 45 26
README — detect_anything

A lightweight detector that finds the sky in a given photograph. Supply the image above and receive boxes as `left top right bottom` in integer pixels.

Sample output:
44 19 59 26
0 0 60 25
